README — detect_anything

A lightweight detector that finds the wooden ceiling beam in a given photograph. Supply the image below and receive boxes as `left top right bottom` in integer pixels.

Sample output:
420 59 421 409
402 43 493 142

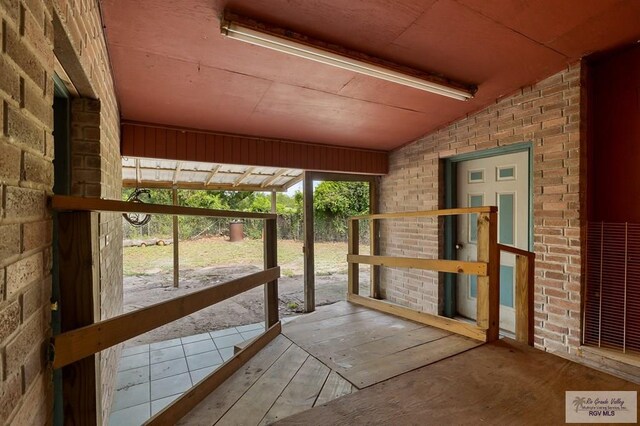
122 179 287 192
260 169 287 188
233 167 255 187
205 164 222 185
173 162 182 185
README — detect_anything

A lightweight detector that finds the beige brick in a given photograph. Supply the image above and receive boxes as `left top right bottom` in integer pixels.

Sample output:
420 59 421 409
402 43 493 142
5 186 45 219
23 151 53 186
0 223 20 260
21 278 43 321
22 341 45 394
0 300 20 343
5 310 43 375
23 78 53 129
6 252 42 297
6 106 45 153
0 54 21 103
0 139 21 181
22 219 52 252
4 22 45 89
0 371 21 423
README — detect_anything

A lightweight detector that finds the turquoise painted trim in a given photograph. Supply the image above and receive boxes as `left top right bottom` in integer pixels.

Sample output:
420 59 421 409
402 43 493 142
443 141 534 316
443 160 456 318
53 74 69 98
52 73 69 426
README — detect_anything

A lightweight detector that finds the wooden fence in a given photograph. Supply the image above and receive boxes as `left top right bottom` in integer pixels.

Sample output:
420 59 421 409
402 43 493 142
49 195 280 424
346 207 535 344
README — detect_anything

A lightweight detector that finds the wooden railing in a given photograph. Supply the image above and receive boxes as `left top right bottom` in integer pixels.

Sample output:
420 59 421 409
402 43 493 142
347 207 535 344
49 195 280 424
498 243 535 346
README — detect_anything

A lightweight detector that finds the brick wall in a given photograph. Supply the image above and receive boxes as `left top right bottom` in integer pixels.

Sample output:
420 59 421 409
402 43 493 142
53 0 123 423
0 0 55 422
0 0 122 423
379 63 583 356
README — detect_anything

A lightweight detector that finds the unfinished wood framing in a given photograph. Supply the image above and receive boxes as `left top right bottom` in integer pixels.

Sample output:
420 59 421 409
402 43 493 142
264 218 279 327
348 294 487 341
58 211 100 425
147 322 282 425
50 195 277 219
476 211 500 342
303 171 381 313
369 178 381 299
348 254 488 275
348 220 359 295
53 267 280 368
499 243 535 346
346 207 533 344
303 172 315 312
172 187 179 288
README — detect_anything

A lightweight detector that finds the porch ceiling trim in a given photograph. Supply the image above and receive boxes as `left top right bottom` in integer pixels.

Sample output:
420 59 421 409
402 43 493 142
121 122 388 175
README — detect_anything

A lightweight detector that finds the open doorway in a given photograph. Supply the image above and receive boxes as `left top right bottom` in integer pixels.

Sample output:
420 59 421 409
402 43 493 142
302 172 380 312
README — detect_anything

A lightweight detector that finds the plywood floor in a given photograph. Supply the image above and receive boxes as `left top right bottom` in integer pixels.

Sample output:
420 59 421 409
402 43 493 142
179 302 483 425
277 338 640 425
178 334 355 425
282 301 483 389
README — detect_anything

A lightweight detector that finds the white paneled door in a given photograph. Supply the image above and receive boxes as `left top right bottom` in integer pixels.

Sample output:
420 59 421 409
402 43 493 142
456 151 529 332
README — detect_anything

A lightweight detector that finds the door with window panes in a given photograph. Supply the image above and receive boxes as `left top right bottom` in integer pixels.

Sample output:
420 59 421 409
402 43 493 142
456 151 529 332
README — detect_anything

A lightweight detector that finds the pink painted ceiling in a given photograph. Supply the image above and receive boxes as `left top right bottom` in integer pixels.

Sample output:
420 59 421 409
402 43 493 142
100 0 640 151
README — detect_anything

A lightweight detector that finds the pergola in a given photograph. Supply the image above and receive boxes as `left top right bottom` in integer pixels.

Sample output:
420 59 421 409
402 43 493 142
122 157 303 193
122 157 304 288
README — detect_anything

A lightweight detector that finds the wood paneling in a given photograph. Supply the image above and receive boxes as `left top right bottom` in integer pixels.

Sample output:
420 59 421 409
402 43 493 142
121 122 388 174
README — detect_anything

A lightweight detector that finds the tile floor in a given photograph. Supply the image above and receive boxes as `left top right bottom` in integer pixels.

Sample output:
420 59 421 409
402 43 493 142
108 318 297 425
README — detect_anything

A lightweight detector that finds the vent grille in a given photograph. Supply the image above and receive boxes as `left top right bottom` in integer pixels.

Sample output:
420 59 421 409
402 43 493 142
584 222 640 353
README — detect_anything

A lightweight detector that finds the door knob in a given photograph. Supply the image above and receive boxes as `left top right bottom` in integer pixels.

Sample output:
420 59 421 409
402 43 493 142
455 243 464 250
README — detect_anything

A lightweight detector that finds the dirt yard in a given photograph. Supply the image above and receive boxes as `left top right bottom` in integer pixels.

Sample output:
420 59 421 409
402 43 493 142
122 238 370 346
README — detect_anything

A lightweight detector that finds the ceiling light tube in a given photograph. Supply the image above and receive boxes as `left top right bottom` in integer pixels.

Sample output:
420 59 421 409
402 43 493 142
221 21 474 101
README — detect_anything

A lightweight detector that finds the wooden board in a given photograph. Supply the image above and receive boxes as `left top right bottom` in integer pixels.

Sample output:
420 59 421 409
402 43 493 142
53 267 280 368
216 344 310 424
148 323 281 424
177 335 293 425
277 339 640 426
351 205 496 220
58 211 99 425
50 195 276 219
259 356 330 425
340 334 481 389
348 254 487 275
347 294 487 341
284 301 482 390
314 372 354 406
322 326 451 369
284 302 368 327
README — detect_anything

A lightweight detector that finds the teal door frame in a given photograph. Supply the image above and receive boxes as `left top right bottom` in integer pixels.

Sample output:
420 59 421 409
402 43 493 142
52 74 71 426
442 141 534 318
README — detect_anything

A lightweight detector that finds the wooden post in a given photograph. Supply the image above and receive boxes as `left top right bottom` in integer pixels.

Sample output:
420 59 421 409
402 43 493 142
270 191 277 214
264 218 279 327
515 254 534 346
173 187 179 288
58 211 99 425
303 172 315 312
476 212 499 342
369 178 381 299
348 219 360 295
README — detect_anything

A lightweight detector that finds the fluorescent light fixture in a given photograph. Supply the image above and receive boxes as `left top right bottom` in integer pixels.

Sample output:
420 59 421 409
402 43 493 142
221 20 474 101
